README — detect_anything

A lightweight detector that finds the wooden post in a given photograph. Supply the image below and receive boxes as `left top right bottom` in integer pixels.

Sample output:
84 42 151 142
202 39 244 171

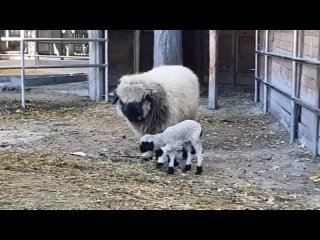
88 30 104 101
290 30 299 144
134 30 141 72
153 30 182 67
208 30 218 110
311 31 320 156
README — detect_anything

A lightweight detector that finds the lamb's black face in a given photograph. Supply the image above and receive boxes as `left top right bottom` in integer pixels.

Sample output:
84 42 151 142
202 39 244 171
140 141 154 153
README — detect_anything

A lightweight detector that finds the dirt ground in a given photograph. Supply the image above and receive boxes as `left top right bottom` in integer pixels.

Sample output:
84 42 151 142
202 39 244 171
0 83 320 210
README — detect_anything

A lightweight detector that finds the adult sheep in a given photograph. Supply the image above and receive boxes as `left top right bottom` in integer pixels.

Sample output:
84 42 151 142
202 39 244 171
112 65 200 159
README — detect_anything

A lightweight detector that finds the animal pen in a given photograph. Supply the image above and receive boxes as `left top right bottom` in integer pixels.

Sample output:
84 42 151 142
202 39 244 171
1 30 320 157
1 30 320 210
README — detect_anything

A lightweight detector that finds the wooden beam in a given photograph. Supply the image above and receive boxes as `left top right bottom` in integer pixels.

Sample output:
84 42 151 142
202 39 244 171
153 30 182 67
208 30 218 109
88 30 104 101
290 30 299 144
133 30 141 73
311 30 320 156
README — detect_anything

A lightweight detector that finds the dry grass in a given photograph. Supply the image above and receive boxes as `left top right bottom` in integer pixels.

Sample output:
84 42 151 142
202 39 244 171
0 69 51 75
0 87 320 209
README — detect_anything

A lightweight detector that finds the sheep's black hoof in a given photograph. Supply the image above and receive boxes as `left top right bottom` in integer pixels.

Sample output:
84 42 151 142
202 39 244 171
183 164 191 172
167 167 175 174
156 163 163 168
196 166 203 175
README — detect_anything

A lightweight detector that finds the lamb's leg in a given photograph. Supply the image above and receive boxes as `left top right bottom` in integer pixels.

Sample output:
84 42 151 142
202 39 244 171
156 148 167 168
183 151 193 172
168 155 179 167
167 152 176 175
183 144 193 172
193 139 204 175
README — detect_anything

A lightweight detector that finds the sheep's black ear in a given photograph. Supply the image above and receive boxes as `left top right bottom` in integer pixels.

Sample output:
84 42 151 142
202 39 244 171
145 94 152 102
109 90 119 104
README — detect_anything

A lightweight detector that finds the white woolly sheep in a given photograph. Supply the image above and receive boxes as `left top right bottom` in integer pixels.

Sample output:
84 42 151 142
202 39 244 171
139 120 204 175
111 65 200 160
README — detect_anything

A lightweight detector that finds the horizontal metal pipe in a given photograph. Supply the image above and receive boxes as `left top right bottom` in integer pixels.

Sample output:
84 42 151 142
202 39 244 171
256 77 320 116
256 50 320 66
0 37 107 43
0 53 89 59
0 64 106 70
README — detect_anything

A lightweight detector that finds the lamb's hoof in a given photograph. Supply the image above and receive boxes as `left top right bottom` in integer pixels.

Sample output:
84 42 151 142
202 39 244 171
156 163 163 168
195 166 203 175
167 167 175 174
182 164 191 172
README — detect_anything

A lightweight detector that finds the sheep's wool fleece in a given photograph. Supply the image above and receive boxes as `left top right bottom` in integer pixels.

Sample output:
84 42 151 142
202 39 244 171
116 65 200 136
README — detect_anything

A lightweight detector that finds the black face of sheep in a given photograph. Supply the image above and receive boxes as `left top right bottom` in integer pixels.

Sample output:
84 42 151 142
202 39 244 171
121 101 145 122
140 141 154 153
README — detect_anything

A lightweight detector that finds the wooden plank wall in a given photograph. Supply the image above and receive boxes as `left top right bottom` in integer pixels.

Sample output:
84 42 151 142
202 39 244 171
257 30 320 156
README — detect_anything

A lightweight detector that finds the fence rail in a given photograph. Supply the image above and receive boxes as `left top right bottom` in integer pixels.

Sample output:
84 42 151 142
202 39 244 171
0 30 108 108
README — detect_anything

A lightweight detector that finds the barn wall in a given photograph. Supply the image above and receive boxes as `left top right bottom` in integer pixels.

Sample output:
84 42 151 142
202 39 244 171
257 30 320 155
0 30 5 52
108 30 134 91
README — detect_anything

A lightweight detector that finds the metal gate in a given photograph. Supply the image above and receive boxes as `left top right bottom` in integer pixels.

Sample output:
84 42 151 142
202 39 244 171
0 30 108 107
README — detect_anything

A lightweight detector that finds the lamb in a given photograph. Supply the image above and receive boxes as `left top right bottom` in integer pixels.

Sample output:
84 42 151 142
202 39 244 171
111 65 200 160
139 120 204 175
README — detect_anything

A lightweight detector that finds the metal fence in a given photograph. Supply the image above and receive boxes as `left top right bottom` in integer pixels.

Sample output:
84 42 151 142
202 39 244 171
0 30 108 108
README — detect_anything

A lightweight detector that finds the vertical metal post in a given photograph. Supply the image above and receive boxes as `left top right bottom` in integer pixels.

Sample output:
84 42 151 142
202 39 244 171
104 30 109 101
263 30 269 113
5 30 9 49
254 30 259 102
20 30 26 109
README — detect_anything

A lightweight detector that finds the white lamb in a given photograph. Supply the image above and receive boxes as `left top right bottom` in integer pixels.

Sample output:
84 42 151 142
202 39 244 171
111 65 200 160
139 120 204 175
